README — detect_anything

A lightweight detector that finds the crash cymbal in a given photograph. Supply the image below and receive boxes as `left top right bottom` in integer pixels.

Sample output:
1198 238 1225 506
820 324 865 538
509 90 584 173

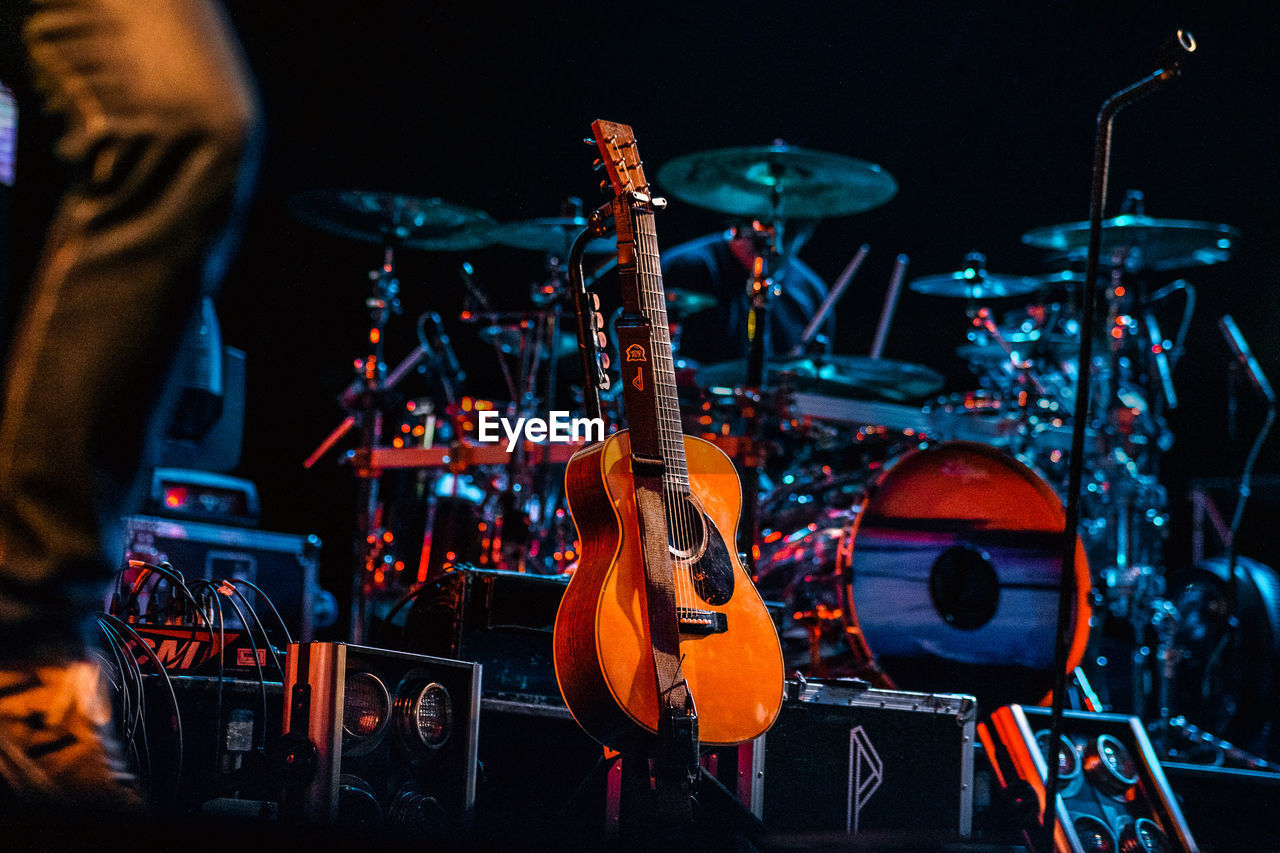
491 217 616 254
288 190 495 251
666 288 717 318
1022 214 1240 271
656 142 897 219
697 354 943 402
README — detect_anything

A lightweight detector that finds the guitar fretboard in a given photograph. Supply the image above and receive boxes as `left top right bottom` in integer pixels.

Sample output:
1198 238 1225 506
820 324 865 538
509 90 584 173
632 207 689 493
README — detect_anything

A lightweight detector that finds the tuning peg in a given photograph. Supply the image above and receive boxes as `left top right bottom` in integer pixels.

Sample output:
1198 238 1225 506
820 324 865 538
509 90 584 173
600 375 611 390
592 311 605 330
600 352 611 370
592 158 605 172
652 197 668 210
583 138 596 146
599 180 610 195
596 331 608 349
589 292 600 310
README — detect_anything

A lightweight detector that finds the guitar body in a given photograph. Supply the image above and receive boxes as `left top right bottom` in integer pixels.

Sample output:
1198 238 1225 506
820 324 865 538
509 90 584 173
554 430 785 750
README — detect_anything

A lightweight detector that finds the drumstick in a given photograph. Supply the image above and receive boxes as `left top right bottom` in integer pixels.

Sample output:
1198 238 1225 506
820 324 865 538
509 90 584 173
790 243 870 357
870 254 909 360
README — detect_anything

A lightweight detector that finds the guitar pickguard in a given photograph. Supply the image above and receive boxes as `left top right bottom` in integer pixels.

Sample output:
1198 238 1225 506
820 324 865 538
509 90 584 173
666 495 735 606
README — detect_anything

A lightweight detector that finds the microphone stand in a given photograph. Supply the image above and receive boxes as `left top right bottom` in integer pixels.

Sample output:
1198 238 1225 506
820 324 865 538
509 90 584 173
1041 30 1195 852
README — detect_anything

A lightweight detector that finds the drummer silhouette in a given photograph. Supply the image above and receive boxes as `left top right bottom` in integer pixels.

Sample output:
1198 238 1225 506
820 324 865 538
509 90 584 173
661 220 833 365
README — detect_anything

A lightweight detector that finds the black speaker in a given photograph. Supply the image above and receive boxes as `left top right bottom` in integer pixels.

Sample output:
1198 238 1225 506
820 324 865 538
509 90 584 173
281 643 480 838
981 705 1197 852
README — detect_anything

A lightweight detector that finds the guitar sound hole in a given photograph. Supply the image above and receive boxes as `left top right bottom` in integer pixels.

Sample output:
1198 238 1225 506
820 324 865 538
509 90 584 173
666 496 705 560
667 495 734 607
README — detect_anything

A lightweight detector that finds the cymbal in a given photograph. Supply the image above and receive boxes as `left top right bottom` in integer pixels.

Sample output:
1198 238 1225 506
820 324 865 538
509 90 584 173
1021 214 1240 271
288 190 495 251
478 324 579 358
491 217 616 254
911 269 1091 299
697 355 943 402
656 143 897 219
910 270 1042 299
666 288 717 318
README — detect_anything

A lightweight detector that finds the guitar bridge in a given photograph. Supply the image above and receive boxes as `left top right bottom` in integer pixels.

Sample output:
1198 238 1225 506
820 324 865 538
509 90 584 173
677 607 727 635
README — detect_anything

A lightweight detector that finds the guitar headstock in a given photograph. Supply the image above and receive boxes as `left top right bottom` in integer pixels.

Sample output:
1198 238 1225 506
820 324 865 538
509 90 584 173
591 119 650 199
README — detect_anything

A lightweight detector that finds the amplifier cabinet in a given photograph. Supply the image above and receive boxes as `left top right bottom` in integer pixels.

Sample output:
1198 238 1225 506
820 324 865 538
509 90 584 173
755 681 976 838
125 515 324 641
282 643 480 837
981 705 1198 852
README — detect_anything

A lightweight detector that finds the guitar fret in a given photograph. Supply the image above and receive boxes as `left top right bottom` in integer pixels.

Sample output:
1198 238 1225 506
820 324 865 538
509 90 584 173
629 209 691 491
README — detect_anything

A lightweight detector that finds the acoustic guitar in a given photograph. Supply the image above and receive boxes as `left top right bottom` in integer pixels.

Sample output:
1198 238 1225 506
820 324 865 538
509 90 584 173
553 120 784 751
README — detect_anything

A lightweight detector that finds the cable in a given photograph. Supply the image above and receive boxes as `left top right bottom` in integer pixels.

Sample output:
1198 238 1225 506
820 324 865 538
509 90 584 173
124 560 213 631
214 591 270 752
99 613 184 793
189 579 230 769
218 580 284 676
219 577 294 646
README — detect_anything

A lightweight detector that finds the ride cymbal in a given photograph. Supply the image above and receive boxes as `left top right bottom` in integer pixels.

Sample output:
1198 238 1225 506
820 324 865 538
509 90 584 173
288 190 495 251
656 142 897 219
1022 214 1240 271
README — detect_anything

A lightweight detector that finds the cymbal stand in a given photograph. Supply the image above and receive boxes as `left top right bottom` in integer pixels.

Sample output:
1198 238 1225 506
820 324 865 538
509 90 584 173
739 223 779 567
350 241 401 642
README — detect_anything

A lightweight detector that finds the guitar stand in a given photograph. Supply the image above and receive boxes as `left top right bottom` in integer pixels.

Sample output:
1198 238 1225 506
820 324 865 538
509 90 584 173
614 751 767 852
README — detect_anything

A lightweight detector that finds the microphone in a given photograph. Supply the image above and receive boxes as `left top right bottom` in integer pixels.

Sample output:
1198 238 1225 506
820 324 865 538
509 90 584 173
422 311 466 385
1219 314 1275 406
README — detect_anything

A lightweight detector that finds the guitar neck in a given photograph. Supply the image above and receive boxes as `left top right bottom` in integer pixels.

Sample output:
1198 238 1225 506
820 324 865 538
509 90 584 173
623 202 689 493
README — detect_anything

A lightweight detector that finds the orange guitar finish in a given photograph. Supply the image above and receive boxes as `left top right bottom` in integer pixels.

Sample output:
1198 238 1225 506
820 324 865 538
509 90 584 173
554 430 785 751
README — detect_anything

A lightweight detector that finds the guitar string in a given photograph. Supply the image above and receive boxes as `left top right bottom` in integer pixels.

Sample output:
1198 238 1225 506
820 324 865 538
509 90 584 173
637 210 692 613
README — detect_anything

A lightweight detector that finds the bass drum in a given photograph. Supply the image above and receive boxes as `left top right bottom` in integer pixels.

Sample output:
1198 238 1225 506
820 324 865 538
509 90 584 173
756 440 1092 709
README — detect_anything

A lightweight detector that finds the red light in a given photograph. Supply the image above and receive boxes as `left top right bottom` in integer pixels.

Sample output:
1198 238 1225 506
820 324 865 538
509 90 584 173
164 486 188 509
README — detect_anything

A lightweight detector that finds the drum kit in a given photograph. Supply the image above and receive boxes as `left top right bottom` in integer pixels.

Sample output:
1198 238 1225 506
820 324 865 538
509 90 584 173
292 145 1259 750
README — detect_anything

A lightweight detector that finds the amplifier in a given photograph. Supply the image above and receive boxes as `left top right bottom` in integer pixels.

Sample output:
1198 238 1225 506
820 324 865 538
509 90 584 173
752 680 976 839
981 705 1198 852
281 642 480 837
124 515 329 641
1162 762 1280 853
138 674 284 812
400 566 566 700
471 696 606 846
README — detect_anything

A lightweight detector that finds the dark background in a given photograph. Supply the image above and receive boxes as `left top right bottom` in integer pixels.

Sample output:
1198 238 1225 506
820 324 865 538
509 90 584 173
8 1 1280 631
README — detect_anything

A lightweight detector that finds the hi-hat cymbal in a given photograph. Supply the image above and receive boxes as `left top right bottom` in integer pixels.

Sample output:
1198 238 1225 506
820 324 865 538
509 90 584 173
910 270 1043 299
288 190 495 251
1022 214 1240 271
656 142 897 219
492 217 616 254
697 355 943 402
911 269 1089 298
666 288 717 318
478 324 579 359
